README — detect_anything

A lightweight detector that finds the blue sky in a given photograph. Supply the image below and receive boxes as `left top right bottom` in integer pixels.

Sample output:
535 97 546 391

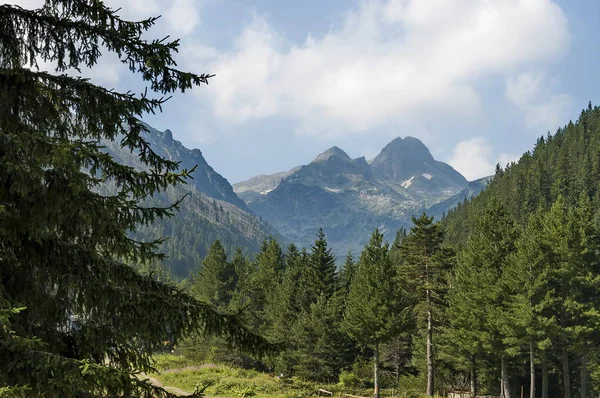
15 0 600 183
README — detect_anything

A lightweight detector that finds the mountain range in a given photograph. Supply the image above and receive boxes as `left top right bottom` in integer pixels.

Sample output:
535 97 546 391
234 136 471 255
102 125 281 278
105 124 489 274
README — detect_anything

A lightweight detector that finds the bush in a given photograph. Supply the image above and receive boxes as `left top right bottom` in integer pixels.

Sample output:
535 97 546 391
338 371 361 388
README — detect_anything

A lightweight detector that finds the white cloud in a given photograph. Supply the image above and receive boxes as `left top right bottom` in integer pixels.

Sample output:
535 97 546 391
505 71 572 133
448 137 517 181
164 0 201 37
199 0 570 136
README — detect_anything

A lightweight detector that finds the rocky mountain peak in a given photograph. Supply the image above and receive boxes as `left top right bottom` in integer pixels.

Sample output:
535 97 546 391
162 128 174 145
377 136 434 163
313 146 351 163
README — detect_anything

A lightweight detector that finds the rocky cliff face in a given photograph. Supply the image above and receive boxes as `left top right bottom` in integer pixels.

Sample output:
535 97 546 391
102 124 282 278
426 176 492 220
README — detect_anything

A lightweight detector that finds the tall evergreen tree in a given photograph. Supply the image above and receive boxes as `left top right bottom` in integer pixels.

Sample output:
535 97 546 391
247 238 284 333
342 229 405 398
190 240 237 310
398 214 453 397
453 202 518 398
291 293 354 382
305 229 337 303
338 251 357 296
0 1 269 396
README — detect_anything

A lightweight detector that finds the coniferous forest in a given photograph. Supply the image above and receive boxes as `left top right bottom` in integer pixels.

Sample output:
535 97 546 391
180 106 600 398
3 1 600 398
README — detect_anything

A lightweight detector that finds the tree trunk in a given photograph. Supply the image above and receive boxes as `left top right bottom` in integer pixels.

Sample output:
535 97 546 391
502 355 511 398
374 344 380 398
530 338 535 398
470 357 478 398
580 350 588 398
541 351 548 398
426 303 434 396
562 347 570 398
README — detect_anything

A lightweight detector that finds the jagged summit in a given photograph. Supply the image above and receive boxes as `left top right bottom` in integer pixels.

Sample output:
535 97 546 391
371 136 466 190
235 135 469 256
373 136 435 167
313 146 351 163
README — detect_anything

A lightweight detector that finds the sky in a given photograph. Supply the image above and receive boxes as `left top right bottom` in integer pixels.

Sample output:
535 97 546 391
12 0 600 182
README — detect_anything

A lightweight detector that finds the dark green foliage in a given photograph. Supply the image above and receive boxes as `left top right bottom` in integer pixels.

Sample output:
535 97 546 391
343 229 406 398
190 240 238 310
397 214 454 396
442 202 518 396
343 229 403 348
444 105 600 244
306 229 337 301
441 105 600 396
0 1 270 396
290 294 354 382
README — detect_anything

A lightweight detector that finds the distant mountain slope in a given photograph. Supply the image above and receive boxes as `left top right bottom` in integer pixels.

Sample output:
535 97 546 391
426 176 492 220
102 125 281 278
237 136 468 255
233 166 301 204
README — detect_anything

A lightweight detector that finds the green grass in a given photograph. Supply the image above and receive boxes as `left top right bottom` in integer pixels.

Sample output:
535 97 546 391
150 354 418 398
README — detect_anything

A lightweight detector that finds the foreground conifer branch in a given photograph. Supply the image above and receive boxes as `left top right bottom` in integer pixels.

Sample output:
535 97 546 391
0 1 273 396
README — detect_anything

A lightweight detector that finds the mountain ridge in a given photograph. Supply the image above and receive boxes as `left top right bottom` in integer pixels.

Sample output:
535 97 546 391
234 136 469 255
102 124 283 277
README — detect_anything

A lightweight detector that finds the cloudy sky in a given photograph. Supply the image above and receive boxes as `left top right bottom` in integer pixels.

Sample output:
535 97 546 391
13 0 600 182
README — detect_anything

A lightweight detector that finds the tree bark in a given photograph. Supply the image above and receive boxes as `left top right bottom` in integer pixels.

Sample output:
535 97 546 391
470 357 478 398
502 355 511 398
374 344 380 398
530 338 535 398
562 347 570 398
426 303 434 396
541 351 548 398
580 350 588 398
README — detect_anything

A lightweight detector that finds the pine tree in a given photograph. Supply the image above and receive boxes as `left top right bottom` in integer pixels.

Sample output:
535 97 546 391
0 2 269 396
247 238 284 333
456 202 518 398
503 211 541 398
190 240 238 310
291 294 354 382
338 251 357 295
342 229 405 398
398 214 453 397
306 229 337 300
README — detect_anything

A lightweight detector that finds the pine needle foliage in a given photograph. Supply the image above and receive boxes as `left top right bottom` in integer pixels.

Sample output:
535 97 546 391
0 1 271 396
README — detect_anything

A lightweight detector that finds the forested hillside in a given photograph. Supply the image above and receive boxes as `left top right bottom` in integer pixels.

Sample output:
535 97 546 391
102 125 282 278
444 103 600 244
439 103 600 397
168 104 600 398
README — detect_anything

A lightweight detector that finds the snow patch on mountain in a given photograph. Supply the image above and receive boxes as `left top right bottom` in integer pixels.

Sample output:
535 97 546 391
401 176 415 188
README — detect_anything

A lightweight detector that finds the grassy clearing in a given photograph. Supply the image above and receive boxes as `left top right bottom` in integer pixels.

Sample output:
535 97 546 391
149 354 409 398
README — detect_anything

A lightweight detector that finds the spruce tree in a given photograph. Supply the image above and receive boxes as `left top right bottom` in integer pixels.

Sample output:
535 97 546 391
191 240 238 310
247 238 284 333
0 1 268 396
291 294 353 382
454 202 518 398
306 229 337 300
398 214 453 397
342 229 405 398
338 251 357 296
